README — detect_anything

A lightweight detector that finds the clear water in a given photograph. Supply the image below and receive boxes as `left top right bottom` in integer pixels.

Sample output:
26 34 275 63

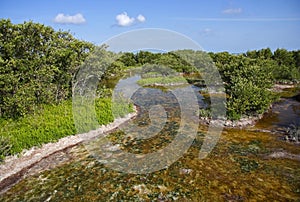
1 83 299 201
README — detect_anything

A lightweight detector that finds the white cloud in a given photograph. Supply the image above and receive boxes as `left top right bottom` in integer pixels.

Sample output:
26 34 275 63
137 14 146 22
115 12 146 27
54 13 86 24
116 12 135 26
222 8 242 14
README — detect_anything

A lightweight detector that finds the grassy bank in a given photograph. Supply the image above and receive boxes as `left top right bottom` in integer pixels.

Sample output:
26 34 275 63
0 98 133 160
137 76 187 86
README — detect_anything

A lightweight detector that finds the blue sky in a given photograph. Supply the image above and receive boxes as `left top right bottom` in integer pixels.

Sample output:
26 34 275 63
1 0 299 53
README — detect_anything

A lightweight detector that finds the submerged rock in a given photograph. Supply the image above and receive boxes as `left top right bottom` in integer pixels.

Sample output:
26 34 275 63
179 168 193 175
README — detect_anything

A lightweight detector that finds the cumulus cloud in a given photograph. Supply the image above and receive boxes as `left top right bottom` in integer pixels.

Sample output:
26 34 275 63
116 12 135 26
54 13 86 24
137 14 146 22
222 8 242 14
115 12 146 27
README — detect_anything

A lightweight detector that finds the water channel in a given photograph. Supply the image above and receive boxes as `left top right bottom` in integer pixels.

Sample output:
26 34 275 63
1 75 299 201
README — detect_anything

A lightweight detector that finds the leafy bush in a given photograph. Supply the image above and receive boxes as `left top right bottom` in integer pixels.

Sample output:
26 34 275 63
211 54 275 120
226 79 275 120
198 108 211 118
0 19 94 118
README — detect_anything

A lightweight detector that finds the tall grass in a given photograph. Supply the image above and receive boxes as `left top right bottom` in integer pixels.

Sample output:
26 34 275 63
0 98 133 159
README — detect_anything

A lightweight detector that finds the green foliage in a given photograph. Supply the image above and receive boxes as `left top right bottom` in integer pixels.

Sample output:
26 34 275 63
95 97 134 126
117 52 137 67
0 136 12 161
1 20 299 158
198 108 211 118
75 45 125 99
0 98 133 157
140 63 175 77
0 100 75 155
0 19 94 118
119 51 195 73
211 53 275 120
111 96 134 119
135 51 158 65
154 52 195 73
174 50 214 74
271 49 300 82
127 49 299 120
235 157 259 172
244 48 300 82
226 79 274 119
245 48 273 60
137 76 187 86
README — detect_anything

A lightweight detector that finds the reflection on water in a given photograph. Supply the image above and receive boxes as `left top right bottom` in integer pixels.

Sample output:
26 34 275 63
255 98 300 131
1 83 300 201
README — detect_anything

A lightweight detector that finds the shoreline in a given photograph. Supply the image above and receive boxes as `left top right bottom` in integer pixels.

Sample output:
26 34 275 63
0 84 297 194
0 109 137 194
199 114 263 128
200 83 299 128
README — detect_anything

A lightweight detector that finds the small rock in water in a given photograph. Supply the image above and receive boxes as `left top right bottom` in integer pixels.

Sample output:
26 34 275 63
179 168 193 175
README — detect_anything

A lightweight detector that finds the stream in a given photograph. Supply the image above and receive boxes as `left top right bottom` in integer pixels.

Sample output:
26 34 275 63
0 77 299 201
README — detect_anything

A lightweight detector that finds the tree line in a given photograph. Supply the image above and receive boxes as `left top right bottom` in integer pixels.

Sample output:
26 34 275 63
1 19 299 120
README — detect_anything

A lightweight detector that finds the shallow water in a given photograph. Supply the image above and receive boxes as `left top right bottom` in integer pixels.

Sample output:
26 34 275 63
255 98 300 131
1 84 299 201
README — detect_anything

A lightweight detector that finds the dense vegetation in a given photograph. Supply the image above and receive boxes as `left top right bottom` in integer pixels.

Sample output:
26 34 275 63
1 19 299 159
210 52 274 119
118 49 299 120
137 76 186 86
0 20 131 159
0 19 94 118
244 48 300 82
0 98 132 159
118 48 300 84
211 49 300 119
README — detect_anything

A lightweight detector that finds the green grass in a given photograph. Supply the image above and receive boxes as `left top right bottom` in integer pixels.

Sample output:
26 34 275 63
137 76 187 86
0 98 133 159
